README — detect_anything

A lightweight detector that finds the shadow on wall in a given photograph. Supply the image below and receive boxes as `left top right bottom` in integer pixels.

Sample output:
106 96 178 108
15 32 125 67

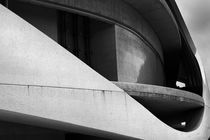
137 54 165 86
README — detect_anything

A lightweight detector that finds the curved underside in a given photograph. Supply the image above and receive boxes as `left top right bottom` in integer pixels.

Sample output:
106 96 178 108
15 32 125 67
113 82 204 131
0 3 209 140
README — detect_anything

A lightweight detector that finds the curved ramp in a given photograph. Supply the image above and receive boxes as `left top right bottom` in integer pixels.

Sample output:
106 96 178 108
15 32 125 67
0 4 121 92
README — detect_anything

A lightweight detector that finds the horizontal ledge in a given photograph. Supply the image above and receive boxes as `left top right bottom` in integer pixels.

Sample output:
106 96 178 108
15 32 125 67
113 82 204 114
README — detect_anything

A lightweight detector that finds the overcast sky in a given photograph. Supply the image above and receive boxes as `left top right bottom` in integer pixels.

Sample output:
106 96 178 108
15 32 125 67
175 0 210 85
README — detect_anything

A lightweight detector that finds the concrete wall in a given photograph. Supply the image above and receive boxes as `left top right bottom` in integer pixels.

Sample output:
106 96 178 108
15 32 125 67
20 0 163 61
7 0 165 84
115 26 165 85
8 0 58 42
90 20 117 81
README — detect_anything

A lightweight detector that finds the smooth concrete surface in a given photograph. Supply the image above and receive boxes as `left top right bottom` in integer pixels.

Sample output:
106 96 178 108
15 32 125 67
0 82 209 139
196 53 210 106
0 4 121 92
115 26 165 85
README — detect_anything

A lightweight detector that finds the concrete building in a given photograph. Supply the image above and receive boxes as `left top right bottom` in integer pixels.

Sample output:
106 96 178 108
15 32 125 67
0 0 209 139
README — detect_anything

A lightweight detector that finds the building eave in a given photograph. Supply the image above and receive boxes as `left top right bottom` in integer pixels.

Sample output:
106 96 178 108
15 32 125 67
123 0 181 53
166 0 196 53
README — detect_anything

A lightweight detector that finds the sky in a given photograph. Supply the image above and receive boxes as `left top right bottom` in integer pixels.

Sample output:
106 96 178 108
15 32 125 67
175 0 210 85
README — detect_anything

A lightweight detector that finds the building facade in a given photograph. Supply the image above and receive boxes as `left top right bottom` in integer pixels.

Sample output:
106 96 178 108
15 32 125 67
0 0 209 139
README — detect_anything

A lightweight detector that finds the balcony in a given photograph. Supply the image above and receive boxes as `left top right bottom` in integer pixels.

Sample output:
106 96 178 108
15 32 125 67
113 82 204 132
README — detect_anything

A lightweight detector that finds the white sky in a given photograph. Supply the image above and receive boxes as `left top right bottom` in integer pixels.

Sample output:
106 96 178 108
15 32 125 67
176 0 210 85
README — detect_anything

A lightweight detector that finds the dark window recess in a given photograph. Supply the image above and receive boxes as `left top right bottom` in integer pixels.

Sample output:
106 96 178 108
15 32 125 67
58 11 118 81
175 35 202 96
58 11 91 66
